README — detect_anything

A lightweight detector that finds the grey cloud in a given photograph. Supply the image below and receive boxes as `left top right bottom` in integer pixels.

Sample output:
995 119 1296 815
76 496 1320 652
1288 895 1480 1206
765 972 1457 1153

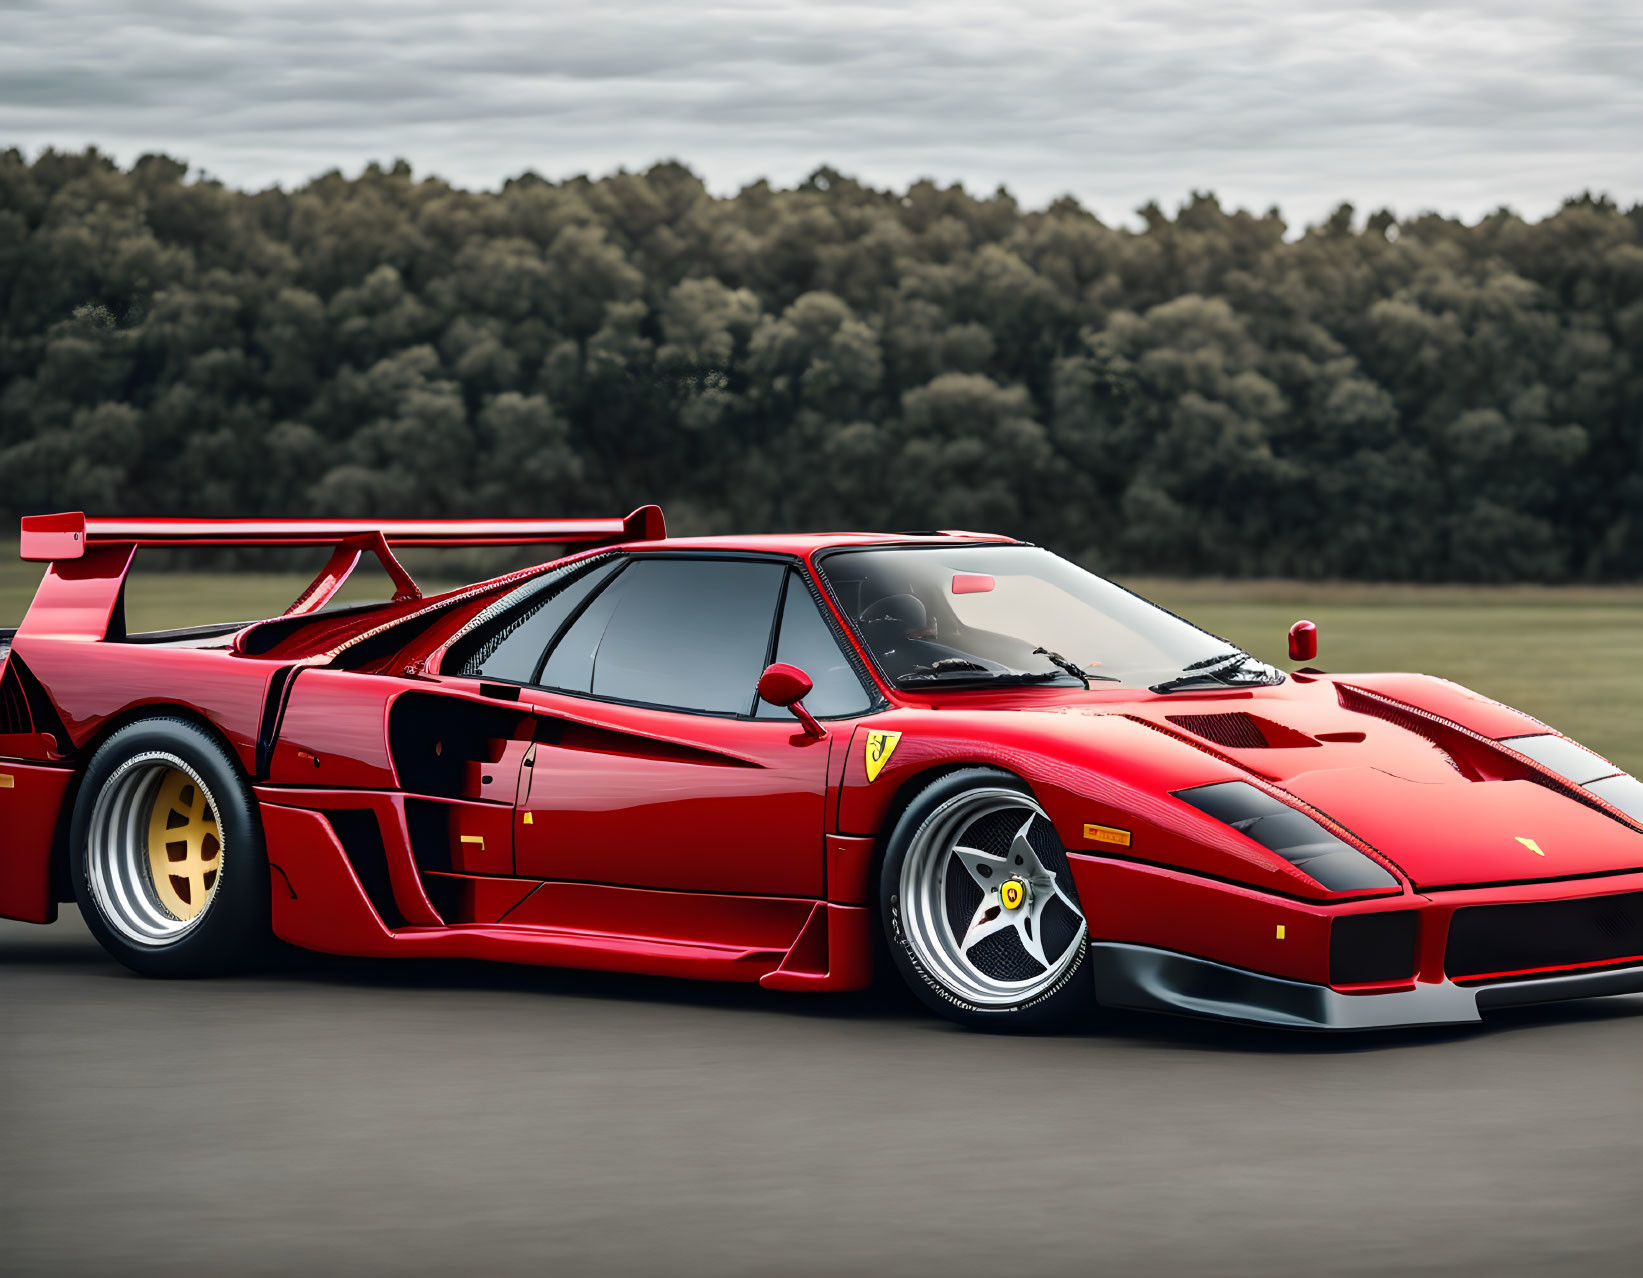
1 0 1638 227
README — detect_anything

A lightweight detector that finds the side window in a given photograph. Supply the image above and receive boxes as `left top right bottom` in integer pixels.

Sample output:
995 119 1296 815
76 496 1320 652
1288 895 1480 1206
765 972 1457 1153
757 576 873 719
541 558 786 714
464 560 623 682
537 566 634 693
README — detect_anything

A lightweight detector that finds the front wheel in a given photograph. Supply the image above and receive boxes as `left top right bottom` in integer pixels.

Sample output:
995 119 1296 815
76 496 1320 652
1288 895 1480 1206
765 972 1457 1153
71 717 270 977
880 768 1092 1030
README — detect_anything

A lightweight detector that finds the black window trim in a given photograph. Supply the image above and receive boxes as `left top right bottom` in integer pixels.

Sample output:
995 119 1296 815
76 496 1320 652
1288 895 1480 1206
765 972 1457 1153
442 551 624 679
544 550 867 722
791 561 890 716
760 568 793 707
447 548 888 722
545 550 788 719
527 556 633 685
751 566 883 721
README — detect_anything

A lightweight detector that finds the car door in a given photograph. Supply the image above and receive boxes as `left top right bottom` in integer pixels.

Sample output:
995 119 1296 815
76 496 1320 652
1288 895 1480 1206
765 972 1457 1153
503 555 875 898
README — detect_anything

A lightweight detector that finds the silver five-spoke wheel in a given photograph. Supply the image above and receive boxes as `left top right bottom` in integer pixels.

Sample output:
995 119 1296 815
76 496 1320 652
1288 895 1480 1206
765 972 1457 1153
899 785 1087 1009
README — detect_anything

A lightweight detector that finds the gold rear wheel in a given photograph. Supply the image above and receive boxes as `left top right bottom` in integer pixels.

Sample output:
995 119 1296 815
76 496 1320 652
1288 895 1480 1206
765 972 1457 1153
86 752 226 944
145 766 222 921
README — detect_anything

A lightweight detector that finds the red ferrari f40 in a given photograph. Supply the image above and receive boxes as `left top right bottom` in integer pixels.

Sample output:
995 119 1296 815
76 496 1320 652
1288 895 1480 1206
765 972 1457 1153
2 509 1640 1030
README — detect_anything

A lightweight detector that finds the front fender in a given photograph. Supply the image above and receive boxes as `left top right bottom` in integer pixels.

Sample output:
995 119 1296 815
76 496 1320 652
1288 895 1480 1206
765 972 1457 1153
834 709 1369 902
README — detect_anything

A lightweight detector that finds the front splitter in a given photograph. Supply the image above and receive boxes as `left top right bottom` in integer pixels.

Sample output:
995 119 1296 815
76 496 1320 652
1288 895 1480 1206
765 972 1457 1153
1089 941 1643 1031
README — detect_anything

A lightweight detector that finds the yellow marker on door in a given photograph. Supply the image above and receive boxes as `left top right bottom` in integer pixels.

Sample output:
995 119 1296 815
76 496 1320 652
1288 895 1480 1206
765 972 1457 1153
1515 836 1546 857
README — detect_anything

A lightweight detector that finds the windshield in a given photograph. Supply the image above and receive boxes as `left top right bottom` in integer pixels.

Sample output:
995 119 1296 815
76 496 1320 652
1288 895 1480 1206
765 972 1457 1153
817 545 1278 692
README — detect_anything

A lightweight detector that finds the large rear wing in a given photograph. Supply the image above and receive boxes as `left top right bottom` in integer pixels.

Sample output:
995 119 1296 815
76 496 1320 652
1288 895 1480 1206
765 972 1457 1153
19 507 665 560
13 506 665 633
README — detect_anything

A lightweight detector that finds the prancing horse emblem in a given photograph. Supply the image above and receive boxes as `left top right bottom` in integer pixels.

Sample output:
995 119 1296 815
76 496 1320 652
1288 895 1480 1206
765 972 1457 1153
865 731 903 783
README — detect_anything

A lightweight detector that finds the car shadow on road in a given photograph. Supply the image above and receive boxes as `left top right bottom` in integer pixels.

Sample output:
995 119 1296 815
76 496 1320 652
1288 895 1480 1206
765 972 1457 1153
7 915 1638 1053
268 941 1643 1054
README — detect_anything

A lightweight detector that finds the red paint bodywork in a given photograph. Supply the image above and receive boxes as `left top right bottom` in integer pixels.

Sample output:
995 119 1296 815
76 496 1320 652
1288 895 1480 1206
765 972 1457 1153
3 511 1641 1019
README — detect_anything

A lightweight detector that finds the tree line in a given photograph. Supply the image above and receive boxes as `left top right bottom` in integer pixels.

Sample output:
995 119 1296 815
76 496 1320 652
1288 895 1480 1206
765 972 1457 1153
2 148 1640 580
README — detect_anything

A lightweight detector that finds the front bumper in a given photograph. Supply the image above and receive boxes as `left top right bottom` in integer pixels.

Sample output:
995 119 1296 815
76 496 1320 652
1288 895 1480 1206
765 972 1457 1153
1090 941 1643 1031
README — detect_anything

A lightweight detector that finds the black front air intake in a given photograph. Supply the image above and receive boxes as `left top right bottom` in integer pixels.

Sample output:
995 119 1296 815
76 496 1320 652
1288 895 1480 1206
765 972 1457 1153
1446 891 1643 981
1174 781 1399 892
1331 912 1419 985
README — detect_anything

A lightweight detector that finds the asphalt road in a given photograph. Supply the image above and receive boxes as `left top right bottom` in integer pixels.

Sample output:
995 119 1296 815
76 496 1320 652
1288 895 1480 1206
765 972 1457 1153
2 910 1639 1278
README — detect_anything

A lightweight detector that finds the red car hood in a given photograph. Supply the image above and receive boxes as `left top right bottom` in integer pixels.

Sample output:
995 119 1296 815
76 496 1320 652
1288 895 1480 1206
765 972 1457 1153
1276 769 1642 889
1000 673 1643 891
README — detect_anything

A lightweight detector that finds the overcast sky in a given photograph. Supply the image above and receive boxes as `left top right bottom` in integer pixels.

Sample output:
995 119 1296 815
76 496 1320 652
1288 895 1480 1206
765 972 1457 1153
4 0 1640 228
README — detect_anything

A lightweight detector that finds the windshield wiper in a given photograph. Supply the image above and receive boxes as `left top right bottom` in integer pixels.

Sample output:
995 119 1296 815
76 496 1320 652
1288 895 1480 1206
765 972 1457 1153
896 669 1072 689
1180 649 1246 672
902 658 991 677
1032 647 1120 689
1149 652 1281 694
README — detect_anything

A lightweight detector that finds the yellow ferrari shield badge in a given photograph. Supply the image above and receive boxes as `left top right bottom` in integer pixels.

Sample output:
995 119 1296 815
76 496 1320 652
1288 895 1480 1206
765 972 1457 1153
864 730 903 783
999 879 1026 911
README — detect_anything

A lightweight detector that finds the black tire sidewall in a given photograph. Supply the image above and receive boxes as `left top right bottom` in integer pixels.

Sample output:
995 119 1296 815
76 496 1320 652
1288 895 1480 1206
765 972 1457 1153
71 717 269 977
879 767 1092 1031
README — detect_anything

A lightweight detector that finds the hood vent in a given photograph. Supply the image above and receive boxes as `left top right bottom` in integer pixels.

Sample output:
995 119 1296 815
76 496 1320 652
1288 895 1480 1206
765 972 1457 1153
1168 712 1268 749
1166 712 1320 750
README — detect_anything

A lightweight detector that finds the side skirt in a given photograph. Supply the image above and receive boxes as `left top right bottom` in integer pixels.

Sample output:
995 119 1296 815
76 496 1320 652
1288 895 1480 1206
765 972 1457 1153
261 802 870 989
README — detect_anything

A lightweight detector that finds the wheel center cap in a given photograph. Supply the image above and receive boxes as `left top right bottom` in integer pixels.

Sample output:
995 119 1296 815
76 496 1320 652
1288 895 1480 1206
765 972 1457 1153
999 877 1029 911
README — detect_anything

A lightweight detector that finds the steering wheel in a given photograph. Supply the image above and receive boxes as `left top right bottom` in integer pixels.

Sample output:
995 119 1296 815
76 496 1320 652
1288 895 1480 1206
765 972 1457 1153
861 593 936 641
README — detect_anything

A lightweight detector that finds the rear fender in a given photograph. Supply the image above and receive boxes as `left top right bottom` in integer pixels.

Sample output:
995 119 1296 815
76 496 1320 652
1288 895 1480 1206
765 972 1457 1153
13 640 268 772
0 701 265 923
0 760 74 922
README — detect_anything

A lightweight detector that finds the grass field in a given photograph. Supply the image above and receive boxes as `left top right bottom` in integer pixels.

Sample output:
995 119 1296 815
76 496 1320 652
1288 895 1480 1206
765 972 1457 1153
3 553 1638 773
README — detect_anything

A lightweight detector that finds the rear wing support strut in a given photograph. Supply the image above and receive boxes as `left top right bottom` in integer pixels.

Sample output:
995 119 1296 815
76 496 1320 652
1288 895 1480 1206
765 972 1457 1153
285 533 423 615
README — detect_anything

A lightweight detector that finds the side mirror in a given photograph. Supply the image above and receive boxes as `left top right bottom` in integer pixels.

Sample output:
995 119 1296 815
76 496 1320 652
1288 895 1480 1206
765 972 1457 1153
1288 619 1318 663
757 662 825 738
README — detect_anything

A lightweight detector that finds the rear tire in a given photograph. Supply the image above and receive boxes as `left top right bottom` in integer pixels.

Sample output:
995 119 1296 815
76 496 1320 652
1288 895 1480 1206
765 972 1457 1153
71 717 270 977
879 768 1093 1031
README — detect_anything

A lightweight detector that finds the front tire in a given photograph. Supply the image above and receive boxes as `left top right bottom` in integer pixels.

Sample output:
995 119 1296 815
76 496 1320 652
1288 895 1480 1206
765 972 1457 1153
879 768 1092 1030
71 717 270 977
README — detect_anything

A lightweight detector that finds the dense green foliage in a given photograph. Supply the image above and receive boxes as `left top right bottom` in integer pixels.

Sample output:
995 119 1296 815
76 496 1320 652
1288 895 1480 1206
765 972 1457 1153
2 148 1640 579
